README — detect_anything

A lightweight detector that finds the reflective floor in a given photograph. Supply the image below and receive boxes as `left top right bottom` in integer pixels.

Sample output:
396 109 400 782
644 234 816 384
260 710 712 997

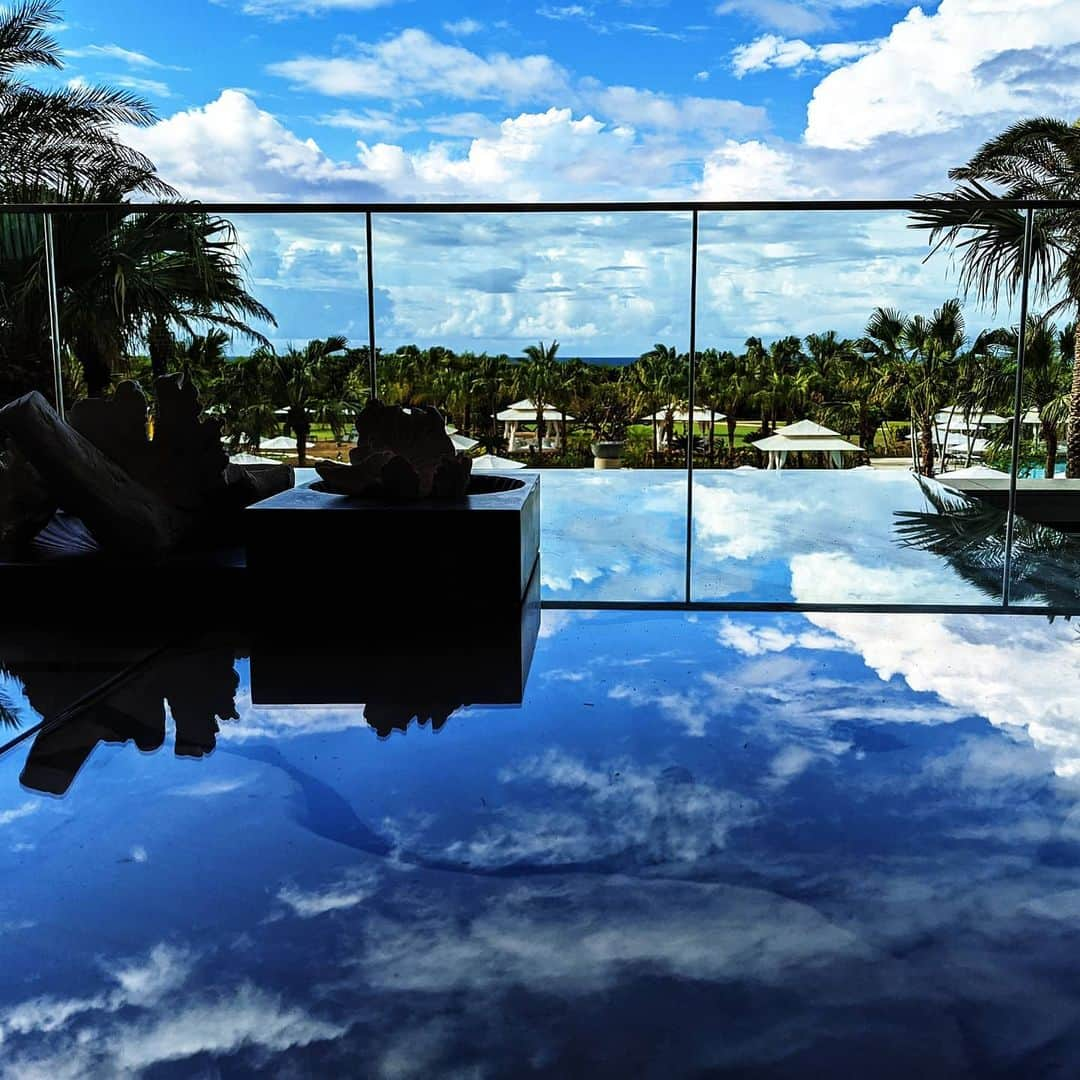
534 468 1080 607
4 610 1080 1076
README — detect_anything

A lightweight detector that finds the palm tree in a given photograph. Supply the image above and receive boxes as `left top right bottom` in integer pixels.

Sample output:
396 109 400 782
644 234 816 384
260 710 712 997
516 340 562 455
56 206 275 395
632 344 686 451
470 352 510 447
265 335 350 465
868 300 965 476
808 332 883 451
911 117 1080 474
0 0 169 201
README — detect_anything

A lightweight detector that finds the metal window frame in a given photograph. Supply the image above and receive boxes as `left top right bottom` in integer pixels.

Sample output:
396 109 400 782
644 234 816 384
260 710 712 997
11 197 1077 615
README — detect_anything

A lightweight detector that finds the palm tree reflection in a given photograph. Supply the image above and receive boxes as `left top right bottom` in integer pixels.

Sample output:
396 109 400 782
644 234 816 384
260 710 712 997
894 478 1080 605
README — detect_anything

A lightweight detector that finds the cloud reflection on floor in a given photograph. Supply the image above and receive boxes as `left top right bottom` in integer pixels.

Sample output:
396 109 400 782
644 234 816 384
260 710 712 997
3 609 1080 1076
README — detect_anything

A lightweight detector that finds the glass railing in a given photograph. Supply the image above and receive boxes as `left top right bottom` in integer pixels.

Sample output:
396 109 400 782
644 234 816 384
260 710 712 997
2 197 1077 613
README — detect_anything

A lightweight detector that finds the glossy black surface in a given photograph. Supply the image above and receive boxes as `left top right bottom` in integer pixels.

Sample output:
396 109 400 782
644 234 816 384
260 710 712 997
3 610 1080 1076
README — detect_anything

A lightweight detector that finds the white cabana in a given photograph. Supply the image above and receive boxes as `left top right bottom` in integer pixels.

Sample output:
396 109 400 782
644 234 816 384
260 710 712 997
753 419 862 470
260 436 315 452
640 404 725 452
229 452 281 466
471 453 526 470
449 432 479 451
496 399 575 452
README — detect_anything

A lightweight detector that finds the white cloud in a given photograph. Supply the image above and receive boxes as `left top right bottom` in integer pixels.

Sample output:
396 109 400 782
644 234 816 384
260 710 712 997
806 0 1080 150
582 84 765 134
239 0 396 16
694 70 710 81
0 802 38 827
538 4 591 20
0 942 342 1076
787 557 1080 776
269 29 570 103
715 618 845 656
715 0 894 35
440 749 753 868
65 43 187 70
106 944 194 1000
277 870 378 917
354 108 666 201
112 74 172 98
442 17 483 35
731 33 878 77
122 90 386 202
697 139 833 199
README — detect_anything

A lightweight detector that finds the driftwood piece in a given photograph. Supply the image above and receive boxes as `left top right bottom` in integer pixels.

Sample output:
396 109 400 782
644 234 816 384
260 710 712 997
315 400 472 500
0 391 189 555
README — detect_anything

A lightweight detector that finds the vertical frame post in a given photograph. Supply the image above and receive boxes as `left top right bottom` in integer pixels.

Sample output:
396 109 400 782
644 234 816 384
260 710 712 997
43 213 64 419
365 210 377 401
684 210 699 603
1002 207 1035 606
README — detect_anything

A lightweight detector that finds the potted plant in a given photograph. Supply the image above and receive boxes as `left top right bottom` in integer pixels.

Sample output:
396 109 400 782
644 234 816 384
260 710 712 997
584 383 638 469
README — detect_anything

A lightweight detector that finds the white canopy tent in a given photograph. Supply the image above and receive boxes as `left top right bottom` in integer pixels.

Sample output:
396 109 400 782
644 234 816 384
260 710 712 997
753 419 862 470
496 399 575 452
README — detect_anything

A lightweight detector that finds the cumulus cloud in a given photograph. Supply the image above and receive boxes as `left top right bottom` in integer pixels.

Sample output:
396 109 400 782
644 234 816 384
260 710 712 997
122 90 387 202
805 0 1080 150
269 29 571 103
731 33 878 76
788 557 1080 775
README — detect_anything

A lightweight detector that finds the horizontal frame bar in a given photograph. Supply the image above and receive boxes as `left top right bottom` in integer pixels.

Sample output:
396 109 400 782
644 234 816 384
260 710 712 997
2 198 1079 215
539 600 1080 616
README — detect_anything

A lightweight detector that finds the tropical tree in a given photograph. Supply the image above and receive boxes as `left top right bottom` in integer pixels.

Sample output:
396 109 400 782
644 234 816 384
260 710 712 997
698 348 752 458
470 352 510 448
516 340 562 455
264 335 351 465
632 343 685 450
0 0 169 201
868 300 965 475
911 117 1080 474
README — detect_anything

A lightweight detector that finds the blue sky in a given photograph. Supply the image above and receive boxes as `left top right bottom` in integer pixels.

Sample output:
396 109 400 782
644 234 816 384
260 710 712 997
43 0 1080 352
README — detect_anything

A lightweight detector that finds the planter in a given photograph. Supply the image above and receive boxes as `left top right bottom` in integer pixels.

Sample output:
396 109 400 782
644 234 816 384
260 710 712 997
591 440 625 470
243 472 540 623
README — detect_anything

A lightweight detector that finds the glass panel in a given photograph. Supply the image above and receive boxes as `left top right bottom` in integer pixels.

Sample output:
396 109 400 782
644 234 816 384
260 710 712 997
372 211 691 602
691 209 1021 606
0 211 62 411
1000 228 1080 608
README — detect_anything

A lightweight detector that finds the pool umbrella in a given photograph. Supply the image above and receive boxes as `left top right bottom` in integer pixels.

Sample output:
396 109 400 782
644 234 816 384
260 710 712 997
471 453 526 470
